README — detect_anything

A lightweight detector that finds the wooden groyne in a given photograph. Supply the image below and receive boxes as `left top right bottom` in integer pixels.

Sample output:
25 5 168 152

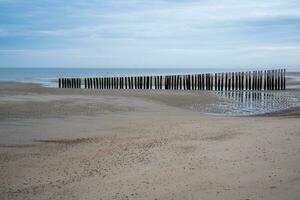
59 69 286 91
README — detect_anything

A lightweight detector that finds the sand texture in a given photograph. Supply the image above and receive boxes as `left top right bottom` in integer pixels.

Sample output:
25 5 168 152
0 80 300 200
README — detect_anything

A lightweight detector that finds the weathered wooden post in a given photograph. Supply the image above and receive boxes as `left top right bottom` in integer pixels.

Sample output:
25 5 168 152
234 72 237 90
279 69 283 90
277 69 280 90
204 74 207 90
230 72 232 91
271 70 274 90
244 72 248 90
256 71 259 90
59 78 61 88
259 71 263 90
267 70 270 90
231 72 234 90
274 69 278 90
283 69 286 90
210 74 213 90
129 77 132 89
219 73 222 91
252 71 255 90
165 76 168 90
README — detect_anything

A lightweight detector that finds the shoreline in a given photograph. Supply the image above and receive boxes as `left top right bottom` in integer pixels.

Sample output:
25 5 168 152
0 80 299 117
0 79 300 118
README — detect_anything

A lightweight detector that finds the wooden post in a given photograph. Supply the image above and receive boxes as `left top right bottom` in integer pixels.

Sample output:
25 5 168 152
231 72 234 90
278 69 280 90
244 72 248 90
139 76 142 89
218 73 221 91
274 69 278 90
165 76 168 90
257 71 260 90
253 71 256 90
234 72 237 90
185 75 188 90
271 70 274 90
228 72 231 90
129 77 131 89
242 72 245 90
196 74 199 90
279 69 283 90
256 71 259 90
204 74 207 90
206 74 209 90
262 70 265 90
266 70 269 90
59 78 61 88
283 69 286 90
224 74 226 91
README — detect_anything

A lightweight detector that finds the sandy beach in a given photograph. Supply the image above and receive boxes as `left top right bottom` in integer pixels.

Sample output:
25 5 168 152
1 75 300 200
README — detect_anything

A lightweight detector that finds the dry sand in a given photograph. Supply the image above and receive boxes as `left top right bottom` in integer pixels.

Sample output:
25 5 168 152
0 80 300 200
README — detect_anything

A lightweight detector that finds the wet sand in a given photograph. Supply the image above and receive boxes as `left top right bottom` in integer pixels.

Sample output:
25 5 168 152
1 76 300 200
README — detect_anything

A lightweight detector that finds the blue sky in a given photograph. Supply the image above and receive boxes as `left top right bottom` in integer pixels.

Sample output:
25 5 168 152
0 0 300 68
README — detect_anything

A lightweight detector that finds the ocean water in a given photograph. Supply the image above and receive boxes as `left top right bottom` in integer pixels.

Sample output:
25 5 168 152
0 67 227 87
0 67 298 88
0 67 299 116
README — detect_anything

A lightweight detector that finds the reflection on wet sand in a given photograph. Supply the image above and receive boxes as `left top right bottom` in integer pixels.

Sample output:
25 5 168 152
193 90 300 116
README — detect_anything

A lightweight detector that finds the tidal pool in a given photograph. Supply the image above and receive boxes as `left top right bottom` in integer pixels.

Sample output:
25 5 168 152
192 90 300 116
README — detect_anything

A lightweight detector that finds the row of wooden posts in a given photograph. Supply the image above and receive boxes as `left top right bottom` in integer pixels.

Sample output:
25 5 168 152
59 69 286 91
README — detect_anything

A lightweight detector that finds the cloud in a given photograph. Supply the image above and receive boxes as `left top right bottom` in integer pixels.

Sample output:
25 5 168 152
0 0 299 67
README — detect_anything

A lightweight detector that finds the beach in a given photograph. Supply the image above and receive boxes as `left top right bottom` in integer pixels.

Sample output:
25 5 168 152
1 75 300 200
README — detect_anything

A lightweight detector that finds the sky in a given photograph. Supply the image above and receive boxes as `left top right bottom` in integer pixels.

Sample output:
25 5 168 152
0 0 300 68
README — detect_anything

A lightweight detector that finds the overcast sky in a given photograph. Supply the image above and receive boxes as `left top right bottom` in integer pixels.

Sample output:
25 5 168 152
0 0 300 68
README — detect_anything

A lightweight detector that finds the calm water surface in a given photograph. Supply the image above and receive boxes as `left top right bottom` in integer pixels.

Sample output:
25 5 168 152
0 67 299 116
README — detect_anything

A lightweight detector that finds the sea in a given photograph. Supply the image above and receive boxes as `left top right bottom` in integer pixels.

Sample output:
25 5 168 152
0 67 299 116
0 67 299 88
